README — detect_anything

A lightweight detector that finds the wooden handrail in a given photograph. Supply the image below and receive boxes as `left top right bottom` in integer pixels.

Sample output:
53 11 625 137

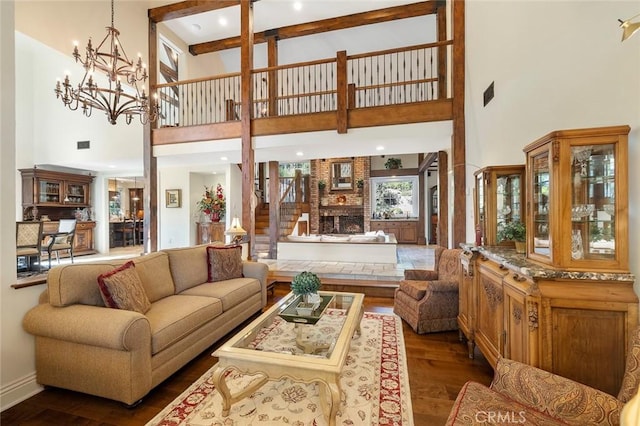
347 40 453 60
156 72 241 89
355 78 439 91
253 57 337 74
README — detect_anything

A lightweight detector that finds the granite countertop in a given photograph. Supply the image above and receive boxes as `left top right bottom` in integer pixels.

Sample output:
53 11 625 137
460 243 635 282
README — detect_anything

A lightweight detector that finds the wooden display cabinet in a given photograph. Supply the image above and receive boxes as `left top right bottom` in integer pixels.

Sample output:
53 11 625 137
460 246 637 395
458 250 478 358
474 257 508 367
20 168 94 220
474 165 524 246
523 125 629 272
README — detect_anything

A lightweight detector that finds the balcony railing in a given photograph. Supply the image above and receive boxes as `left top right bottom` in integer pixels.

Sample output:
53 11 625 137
155 40 451 129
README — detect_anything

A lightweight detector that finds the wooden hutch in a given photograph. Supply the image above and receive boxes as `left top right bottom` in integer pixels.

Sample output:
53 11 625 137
20 167 96 256
458 126 637 396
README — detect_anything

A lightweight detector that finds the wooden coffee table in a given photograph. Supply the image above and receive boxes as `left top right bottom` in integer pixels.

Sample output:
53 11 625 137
211 291 364 426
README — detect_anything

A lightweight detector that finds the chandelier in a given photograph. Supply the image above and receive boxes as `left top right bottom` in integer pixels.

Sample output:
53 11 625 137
54 0 158 125
619 13 640 42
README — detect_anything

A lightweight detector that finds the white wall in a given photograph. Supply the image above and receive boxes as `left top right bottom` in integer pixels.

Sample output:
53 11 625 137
1 0 45 410
465 1 640 289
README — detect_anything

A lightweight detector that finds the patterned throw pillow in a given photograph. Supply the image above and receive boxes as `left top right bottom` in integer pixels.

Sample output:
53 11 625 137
97 261 151 313
207 245 243 282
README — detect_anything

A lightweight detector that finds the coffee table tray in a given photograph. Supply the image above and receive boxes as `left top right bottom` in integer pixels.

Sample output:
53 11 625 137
279 294 335 324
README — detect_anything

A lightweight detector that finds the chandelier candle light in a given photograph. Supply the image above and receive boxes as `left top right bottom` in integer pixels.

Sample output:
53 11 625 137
54 0 159 125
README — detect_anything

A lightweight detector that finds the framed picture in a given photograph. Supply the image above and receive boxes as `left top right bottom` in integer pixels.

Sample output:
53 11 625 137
165 189 181 208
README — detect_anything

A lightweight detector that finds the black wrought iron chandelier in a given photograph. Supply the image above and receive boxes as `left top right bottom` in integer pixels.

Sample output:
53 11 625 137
54 0 159 125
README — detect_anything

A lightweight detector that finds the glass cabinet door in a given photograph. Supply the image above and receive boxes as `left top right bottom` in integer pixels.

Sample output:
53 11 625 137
524 125 628 272
476 173 485 243
570 144 616 262
496 172 523 232
38 179 62 204
475 165 525 246
65 182 88 205
530 150 550 259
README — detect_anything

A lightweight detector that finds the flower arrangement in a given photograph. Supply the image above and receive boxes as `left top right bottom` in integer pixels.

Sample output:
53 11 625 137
197 184 226 221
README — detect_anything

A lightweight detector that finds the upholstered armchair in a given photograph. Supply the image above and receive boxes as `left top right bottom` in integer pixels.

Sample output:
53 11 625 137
393 246 462 334
447 326 640 426
45 219 76 269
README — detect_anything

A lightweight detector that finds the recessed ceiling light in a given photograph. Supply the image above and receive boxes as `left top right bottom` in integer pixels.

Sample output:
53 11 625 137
376 146 385 151
296 151 303 156
218 16 228 27
293 1 302 11
108 164 116 168
191 23 201 31
220 156 228 161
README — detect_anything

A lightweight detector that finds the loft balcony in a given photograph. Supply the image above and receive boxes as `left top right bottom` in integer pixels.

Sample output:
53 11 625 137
152 40 453 146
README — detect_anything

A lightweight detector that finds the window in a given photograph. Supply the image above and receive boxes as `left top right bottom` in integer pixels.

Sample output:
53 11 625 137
370 176 419 219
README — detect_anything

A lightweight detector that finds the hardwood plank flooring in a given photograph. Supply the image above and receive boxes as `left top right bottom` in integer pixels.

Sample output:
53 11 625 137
1 284 493 425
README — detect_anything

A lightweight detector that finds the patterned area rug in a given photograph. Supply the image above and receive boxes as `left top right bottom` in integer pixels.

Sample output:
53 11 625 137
146 311 413 425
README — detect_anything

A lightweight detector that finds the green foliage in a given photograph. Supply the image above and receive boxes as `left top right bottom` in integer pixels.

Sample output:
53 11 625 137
356 179 365 189
497 221 526 242
318 180 326 191
291 271 321 295
384 157 402 169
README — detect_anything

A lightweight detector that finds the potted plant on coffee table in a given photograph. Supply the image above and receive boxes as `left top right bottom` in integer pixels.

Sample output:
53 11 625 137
291 271 322 315
497 220 526 254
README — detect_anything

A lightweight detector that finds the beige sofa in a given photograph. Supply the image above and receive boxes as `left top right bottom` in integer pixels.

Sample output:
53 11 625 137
23 244 269 406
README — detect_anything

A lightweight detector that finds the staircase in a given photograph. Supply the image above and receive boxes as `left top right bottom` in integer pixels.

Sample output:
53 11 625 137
253 202 303 259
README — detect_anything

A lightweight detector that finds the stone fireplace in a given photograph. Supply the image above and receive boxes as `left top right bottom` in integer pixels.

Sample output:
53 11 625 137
319 206 365 234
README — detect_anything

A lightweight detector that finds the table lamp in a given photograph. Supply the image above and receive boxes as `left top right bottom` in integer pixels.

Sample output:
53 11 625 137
225 217 247 245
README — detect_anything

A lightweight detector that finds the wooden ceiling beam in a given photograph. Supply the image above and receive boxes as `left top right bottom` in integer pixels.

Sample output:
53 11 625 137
148 1 241 24
190 1 439 55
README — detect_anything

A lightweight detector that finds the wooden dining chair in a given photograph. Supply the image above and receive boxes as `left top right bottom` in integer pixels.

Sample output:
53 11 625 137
16 221 44 272
45 219 76 269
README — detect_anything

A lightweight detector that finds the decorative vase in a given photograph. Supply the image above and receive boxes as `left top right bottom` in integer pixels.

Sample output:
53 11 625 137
211 211 221 222
515 241 526 254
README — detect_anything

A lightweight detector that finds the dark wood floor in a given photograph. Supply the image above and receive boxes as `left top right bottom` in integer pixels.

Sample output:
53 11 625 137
1 284 493 425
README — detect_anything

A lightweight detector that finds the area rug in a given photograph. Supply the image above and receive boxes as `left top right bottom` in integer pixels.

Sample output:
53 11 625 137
146 311 413 425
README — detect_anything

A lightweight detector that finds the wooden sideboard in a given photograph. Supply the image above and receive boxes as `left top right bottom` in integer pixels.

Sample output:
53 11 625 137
196 222 226 244
370 220 418 243
458 246 637 396
43 220 96 256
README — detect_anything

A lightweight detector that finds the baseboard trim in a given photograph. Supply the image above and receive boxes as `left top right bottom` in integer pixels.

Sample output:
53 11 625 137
1 372 43 412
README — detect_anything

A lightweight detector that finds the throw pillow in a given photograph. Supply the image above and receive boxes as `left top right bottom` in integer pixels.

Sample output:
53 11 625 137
207 245 243 282
97 261 151 313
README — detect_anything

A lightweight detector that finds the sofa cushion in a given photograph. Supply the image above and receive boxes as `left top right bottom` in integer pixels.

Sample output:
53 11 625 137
164 245 210 293
207 245 243 282
145 295 223 354
97 261 151 314
398 280 427 300
446 381 568 425
48 263 116 307
180 277 261 312
129 252 175 302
